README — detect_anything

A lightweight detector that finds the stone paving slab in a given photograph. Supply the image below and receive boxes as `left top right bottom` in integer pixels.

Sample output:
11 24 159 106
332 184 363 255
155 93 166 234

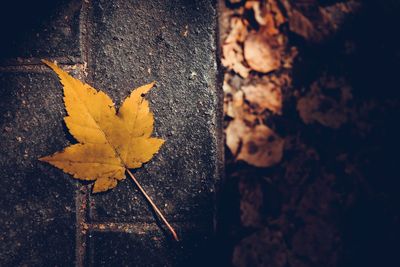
0 0 83 65
87 224 214 267
88 0 220 223
0 72 76 266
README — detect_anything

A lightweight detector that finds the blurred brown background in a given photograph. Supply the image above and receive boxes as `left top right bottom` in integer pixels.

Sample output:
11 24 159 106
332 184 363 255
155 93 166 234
219 0 400 266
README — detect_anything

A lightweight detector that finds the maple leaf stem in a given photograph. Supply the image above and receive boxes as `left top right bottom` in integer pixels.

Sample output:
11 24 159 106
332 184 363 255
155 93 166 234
126 169 179 241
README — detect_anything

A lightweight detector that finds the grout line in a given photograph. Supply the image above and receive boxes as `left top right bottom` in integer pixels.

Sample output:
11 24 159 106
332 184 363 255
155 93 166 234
0 62 88 73
80 0 90 68
75 1 91 267
89 222 162 233
75 186 89 267
86 221 202 234
88 217 206 224
0 65 50 73
0 56 82 68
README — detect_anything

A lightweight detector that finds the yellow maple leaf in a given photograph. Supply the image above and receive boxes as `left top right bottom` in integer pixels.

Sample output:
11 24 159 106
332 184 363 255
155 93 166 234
39 60 165 193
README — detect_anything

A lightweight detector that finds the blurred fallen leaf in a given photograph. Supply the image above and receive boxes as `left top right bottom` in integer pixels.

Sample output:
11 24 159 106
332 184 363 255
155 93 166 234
226 118 251 156
222 42 251 78
297 75 353 129
222 18 251 78
226 89 259 124
226 119 284 167
237 124 284 167
225 17 248 43
228 0 243 4
288 9 319 42
245 0 285 35
286 1 361 43
242 81 282 114
226 90 245 118
244 32 281 73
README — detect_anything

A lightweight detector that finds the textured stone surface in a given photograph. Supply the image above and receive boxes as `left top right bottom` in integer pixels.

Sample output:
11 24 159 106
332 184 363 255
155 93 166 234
87 0 220 222
0 72 76 265
88 224 214 267
0 0 82 64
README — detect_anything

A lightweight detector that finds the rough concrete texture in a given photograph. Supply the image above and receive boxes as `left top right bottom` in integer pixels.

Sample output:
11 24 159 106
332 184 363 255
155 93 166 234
88 0 220 224
0 0 82 65
88 224 212 266
0 72 76 266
